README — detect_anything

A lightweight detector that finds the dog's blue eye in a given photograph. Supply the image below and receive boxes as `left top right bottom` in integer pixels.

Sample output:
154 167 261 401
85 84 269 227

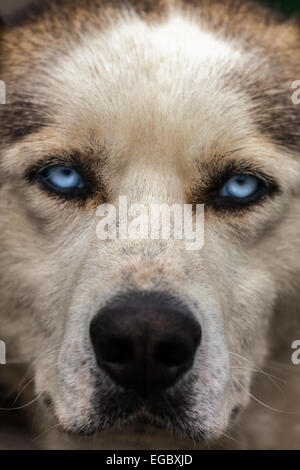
40 166 84 192
220 175 260 199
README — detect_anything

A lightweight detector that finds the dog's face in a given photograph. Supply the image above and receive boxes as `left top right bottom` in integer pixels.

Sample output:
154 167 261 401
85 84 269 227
1 0 300 448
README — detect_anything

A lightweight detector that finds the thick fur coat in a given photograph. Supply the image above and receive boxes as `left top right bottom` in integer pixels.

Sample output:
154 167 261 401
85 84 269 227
0 0 300 449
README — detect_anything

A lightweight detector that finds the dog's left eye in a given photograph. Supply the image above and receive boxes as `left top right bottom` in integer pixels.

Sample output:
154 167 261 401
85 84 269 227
219 175 262 200
38 166 85 194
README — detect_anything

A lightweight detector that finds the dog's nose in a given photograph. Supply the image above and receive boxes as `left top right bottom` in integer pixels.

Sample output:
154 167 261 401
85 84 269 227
90 291 201 396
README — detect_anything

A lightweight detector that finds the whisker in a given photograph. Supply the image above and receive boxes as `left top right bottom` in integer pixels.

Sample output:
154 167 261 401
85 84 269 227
0 391 45 411
12 344 63 404
229 351 284 389
13 377 35 405
230 366 284 392
32 423 60 443
232 377 284 413
219 430 239 444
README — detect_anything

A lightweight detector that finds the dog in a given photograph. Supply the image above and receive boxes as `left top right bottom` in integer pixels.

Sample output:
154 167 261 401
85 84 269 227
0 0 300 449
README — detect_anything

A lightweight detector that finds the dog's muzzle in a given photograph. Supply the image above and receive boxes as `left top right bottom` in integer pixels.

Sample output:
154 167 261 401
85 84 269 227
90 291 201 397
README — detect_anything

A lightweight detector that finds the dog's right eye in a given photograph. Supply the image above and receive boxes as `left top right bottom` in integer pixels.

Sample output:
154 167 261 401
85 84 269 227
37 166 85 195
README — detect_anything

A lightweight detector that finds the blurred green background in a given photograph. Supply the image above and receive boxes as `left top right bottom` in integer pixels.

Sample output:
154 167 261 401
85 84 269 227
261 0 300 16
1 0 300 18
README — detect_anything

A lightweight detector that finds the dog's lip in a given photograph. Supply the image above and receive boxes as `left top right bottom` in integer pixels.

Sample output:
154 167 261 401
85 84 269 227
102 420 166 436
42 387 206 440
45 399 166 436
47 402 208 442
57 419 207 444
56 417 167 438
54 408 182 438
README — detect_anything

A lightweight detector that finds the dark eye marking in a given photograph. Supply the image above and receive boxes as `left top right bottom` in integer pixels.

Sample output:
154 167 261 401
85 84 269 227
26 154 97 201
219 174 260 199
210 173 273 209
190 160 280 212
38 166 85 195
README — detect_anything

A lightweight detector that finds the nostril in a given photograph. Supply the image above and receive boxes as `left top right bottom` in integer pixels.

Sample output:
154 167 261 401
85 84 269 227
94 336 134 365
155 340 193 367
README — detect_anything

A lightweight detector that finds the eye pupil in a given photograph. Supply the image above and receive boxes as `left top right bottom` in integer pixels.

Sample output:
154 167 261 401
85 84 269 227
61 168 72 176
236 176 247 185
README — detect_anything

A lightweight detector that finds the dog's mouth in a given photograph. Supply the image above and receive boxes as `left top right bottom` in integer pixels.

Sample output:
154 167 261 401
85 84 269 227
58 412 207 443
43 385 208 442
40 357 231 444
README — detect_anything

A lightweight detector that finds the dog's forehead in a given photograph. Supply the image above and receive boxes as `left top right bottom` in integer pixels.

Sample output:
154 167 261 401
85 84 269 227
2 1 299 163
35 13 254 162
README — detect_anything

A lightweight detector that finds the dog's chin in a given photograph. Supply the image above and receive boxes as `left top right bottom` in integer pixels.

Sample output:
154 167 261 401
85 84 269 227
57 419 207 450
42 395 223 449
42 392 215 447
56 413 208 445
41 383 223 447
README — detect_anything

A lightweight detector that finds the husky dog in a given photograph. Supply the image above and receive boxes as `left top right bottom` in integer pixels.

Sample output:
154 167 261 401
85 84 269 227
0 0 300 449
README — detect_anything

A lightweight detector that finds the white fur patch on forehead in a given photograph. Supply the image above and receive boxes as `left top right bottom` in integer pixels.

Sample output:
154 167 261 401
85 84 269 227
44 9 255 161
102 11 239 62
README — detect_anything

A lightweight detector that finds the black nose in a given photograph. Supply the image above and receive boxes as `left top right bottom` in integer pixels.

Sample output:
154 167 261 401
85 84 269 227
90 291 201 396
